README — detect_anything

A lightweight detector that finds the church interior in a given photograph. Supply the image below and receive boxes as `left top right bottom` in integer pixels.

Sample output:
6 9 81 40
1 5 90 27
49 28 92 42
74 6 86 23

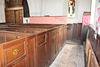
0 0 100 67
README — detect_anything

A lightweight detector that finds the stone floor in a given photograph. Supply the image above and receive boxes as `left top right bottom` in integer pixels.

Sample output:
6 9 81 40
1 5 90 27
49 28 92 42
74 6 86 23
50 40 85 67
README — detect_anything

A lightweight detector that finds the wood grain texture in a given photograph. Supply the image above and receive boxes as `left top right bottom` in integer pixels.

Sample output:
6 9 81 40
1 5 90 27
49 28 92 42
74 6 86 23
0 24 68 67
5 7 23 24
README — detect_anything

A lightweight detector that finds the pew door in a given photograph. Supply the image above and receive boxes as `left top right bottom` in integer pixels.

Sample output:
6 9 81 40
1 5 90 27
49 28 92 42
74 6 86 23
37 32 47 67
0 38 28 67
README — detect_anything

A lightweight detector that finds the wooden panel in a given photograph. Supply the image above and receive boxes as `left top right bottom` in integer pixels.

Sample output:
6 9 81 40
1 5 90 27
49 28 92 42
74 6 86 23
46 28 58 65
86 39 99 67
59 26 64 47
67 23 82 40
56 28 60 52
6 11 11 23
16 10 20 23
19 10 23 24
6 58 26 67
46 32 51 62
38 34 46 46
12 59 26 67
77 23 82 40
6 33 17 41
10 11 15 23
64 25 67 42
49 29 57 58
27 35 36 67
6 10 15 23
0 32 29 67
67 24 73 40
37 32 47 67
81 25 89 43
88 27 96 53
5 43 25 64
37 43 46 67
5 7 23 24
96 35 100 66
87 26 100 66
0 46 5 67
73 24 77 39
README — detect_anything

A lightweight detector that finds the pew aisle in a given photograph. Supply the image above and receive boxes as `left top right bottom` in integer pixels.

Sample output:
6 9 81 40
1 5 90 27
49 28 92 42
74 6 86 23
50 40 85 67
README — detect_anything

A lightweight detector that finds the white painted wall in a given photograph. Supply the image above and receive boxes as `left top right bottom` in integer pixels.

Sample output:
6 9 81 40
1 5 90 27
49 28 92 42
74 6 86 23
27 0 91 23
90 0 100 29
41 0 67 16
27 0 43 16
0 0 5 23
27 0 67 16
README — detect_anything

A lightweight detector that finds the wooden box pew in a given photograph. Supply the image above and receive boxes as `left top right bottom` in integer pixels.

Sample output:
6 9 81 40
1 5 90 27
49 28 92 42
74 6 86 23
0 31 37 67
88 48 99 67
8 25 66 52
0 24 66 45
4 29 47 67
86 26 100 67
0 24 67 67
86 39 99 67
88 26 97 53
88 26 100 65
0 24 67 53
6 28 48 67
12 26 63 67
0 24 67 50
0 28 51 67
15 24 67 50
0 27 57 67
96 35 100 66
0 24 66 49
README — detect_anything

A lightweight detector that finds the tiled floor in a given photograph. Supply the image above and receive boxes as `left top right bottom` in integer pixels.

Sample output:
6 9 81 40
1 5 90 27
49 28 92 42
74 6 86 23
50 40 85 67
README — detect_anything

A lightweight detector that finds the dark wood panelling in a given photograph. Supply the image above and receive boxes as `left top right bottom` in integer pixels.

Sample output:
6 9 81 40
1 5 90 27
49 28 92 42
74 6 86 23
86 39 99 67
77 23 82 40
88 27 97 54
73 24 78 39
67 24 73 40
96 35 100 66
81 25 89 43
85 26 100 66
67 23 82 40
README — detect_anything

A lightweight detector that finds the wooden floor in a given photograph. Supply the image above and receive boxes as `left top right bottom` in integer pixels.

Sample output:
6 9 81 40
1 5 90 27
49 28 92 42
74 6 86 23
50 40 85 67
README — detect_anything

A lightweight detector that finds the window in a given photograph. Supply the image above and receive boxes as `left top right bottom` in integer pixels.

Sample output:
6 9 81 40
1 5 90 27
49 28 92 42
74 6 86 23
68 0 75 17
